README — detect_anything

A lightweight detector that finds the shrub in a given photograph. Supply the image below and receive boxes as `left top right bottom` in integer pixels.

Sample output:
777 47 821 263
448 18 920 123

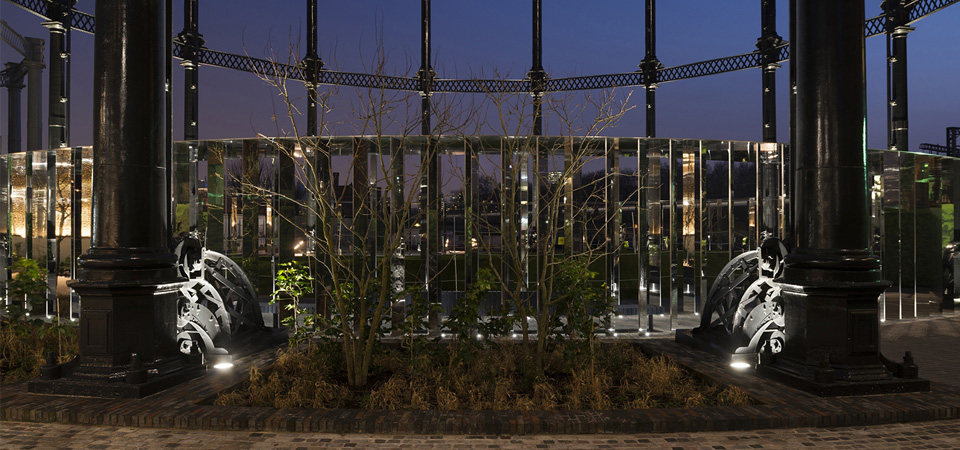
6 258 48 320
271 261 315 346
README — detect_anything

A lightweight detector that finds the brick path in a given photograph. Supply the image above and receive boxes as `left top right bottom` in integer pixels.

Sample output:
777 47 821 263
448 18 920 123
3 418 960 449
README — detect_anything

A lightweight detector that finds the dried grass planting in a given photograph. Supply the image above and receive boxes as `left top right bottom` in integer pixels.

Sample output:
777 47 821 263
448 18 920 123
215 342 753 410
0 320 78 385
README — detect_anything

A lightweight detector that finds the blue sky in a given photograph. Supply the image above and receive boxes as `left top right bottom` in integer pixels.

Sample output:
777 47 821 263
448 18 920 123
2 0 958 150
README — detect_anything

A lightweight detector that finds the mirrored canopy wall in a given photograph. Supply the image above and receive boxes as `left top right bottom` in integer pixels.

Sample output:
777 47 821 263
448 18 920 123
2 137 957 327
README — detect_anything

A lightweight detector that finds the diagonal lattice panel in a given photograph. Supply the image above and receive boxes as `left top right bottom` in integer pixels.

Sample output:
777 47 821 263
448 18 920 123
865 14 887 38
1 19 32 57
546 72 644 91
909 0 960 22
6 0 49 19
434 78 529 93
71 9 94 34
659 52 761 83
864 0 958 37
198 48 304 81
777 45 790 62
318 71 420 91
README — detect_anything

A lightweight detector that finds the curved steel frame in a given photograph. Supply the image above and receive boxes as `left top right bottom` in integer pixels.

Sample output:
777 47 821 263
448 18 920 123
174 238 265 357
698 238 788 356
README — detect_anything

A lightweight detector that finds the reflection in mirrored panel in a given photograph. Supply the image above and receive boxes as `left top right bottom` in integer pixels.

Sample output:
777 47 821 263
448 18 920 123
3 139 958 327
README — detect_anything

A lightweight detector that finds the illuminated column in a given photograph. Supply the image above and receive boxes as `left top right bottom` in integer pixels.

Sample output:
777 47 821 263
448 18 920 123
464 140 477 286
606 139 621 309
70 146 82 318
636 140 650 330
421 137 441 325
500 140 514 307
389 139 406 331
668 141 679 329
32 0 200 397
764 1 924 393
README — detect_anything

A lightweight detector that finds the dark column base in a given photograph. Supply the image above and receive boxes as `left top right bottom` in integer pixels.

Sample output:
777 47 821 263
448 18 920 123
757 362 929 397
28 270 204 398
28 356 205 399
757 278 929 396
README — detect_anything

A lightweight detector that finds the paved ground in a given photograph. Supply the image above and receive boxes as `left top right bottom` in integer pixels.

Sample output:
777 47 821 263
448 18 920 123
881 314 960 388
3 418 960 449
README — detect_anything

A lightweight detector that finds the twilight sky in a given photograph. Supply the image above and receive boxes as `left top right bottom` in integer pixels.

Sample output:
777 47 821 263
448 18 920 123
2 0 958 151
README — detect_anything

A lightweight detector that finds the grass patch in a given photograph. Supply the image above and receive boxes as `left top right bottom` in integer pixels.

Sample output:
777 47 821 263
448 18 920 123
215 341 754 410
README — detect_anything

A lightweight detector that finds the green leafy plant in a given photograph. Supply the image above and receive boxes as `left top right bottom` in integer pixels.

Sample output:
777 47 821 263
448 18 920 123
271 261 315 345
6 258 48 320
395 288 440 373
442 268 512 365
550 258 615 375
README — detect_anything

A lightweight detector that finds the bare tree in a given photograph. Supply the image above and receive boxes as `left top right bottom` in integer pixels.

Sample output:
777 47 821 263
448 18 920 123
229 35 475 387
467 86 635 368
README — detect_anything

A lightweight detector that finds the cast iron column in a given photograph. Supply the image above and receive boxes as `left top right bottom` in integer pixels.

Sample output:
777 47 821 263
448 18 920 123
389 140 406 333
180 0 202 141
302 0 325 313
419 0 434 135
606 139 621 310
640 0 660 138
179 0 201 236
304 0 322 137
3 65 24 153
758 0 783 239
24 37 44 151
530 0 547 307
43 0 72 150
178 0 201 236
530 0 544 136
773 0 890 384
883 0 913 152
786 0 796 244
33 0 199 397
758 0 782 144
165 0 173 248
419 0 441 321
